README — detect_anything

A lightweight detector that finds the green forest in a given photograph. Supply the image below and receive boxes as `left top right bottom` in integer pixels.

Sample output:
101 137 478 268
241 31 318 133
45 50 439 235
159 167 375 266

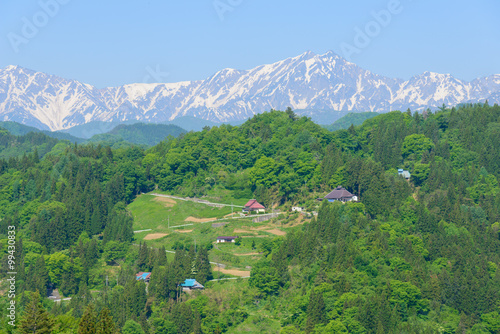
0 103 500 333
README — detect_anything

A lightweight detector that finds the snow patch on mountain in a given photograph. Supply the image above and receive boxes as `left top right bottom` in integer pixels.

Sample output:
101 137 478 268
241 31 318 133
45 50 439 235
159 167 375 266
1 52 499 131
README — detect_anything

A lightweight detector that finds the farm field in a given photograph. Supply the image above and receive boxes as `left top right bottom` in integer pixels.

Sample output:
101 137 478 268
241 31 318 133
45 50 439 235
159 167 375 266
128 191 312 276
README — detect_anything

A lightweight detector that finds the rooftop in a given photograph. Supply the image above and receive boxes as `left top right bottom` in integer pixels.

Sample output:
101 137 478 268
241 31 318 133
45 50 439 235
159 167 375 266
324 186 355 200
244 199 265 209
136 272 151 280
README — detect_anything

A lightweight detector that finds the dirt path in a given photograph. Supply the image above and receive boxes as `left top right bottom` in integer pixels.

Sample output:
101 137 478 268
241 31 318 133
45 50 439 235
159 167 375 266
176 229 194 233
233 228 257 234
153 197 177 207
234 252 260 256
149 193 244 208
185 216 217 223
143 233 168 240
249 225 272 231
265 229 286 236
212 267 251 277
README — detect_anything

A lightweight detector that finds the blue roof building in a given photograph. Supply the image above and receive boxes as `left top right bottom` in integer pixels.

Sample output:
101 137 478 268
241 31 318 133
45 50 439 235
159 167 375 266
398 169 411 179
180 279 204 290
136 272 151 282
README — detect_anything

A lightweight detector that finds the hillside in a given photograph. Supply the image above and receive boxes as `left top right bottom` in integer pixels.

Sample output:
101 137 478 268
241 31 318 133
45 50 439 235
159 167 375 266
0 121 85 143
0 104 499 333
323 111 379 131
0 127 68 159
87 123 187 147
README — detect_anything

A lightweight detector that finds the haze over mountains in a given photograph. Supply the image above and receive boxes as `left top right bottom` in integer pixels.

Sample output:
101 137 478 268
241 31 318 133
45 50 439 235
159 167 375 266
1 51 499 131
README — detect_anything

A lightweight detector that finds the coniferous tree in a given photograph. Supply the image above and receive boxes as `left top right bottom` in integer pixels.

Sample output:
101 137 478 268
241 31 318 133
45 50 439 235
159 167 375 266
137 242 149 271
96 307 116 334
193 310 202 334
18 290 55 334
305 289 326 333
78 304 98 334
195 247 212 284
157 246 168 266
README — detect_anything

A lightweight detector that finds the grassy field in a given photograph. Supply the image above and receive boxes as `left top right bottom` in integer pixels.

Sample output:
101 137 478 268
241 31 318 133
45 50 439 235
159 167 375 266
128 191 313 275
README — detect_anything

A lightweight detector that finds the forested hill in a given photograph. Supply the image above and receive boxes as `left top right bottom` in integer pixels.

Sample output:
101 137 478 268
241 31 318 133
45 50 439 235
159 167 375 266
322 111 379 131
0 121 187 150
0 121 85 143
0 104 499 333
87 123 186 147
0 127 67 159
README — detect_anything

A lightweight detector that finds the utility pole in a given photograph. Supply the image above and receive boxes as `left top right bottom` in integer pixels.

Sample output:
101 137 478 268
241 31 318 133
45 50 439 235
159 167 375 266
106 275 108 287
231 202 233 219
168 215 170 229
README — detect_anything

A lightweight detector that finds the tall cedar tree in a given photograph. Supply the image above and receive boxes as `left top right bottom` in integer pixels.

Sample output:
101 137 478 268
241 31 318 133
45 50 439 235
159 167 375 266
78 304 97 334
195 246 213 284
305 289 326 333
137 241 149 271
96 307 117 334
18 290 55 334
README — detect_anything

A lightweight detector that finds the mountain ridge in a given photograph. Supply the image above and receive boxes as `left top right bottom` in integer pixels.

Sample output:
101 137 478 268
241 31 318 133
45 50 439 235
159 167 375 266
1 51 499 131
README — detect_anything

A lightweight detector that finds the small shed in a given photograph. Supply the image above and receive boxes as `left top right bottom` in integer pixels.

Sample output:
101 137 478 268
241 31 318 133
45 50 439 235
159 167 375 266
398 169 411 179
136 272 151 282
291 206 305 212
243 199 266 213
180 279 204 291
217 236 238 243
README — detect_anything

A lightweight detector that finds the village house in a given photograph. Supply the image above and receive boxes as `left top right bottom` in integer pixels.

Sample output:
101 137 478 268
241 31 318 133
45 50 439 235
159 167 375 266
323 186 358 203
180 279 204 291
216 236 238 243
243 199 266 213
291 206 305 212
136 272 151 283
398 168 411 180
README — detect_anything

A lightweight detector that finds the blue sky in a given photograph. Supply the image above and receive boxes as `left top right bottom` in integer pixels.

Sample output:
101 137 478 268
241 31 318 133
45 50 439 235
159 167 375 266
1 0 499 88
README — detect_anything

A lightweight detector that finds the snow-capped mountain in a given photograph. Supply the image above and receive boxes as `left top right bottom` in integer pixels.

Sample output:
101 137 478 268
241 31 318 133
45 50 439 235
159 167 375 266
1 51 499 131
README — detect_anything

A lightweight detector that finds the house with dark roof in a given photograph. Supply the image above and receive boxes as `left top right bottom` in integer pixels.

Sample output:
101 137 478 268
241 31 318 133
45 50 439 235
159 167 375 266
136 272 151 282
180 279 204 291
243 199 266 213
217 236 238 243
324 186 358 203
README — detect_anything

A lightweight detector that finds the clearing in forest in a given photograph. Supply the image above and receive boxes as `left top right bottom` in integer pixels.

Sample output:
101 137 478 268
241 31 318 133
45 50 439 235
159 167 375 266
265 229 286 236
175 229 194 233
143 233 168 240
212 267 251 277
233 228 257 234
153 197 177 207
184 216 217 223
249 225 272 231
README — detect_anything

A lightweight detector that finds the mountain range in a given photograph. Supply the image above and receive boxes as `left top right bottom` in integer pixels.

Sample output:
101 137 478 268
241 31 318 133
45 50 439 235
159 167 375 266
1 51 499 131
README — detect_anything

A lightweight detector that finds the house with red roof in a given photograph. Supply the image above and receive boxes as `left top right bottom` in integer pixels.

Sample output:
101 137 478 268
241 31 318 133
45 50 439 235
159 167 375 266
136 272 151 282
243 199 266 213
